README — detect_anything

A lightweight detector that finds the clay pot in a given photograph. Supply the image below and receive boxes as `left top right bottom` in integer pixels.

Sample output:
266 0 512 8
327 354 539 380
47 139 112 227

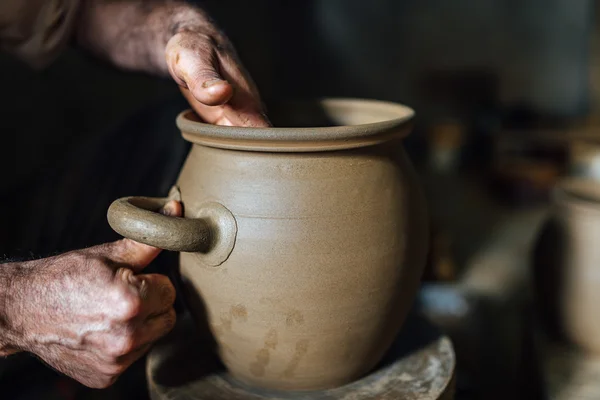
569 138 600 180
107 98 429 390
427 120 465 172
533 178 600 352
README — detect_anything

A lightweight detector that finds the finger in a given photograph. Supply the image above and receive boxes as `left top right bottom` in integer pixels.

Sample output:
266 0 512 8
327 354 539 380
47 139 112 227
160 199 182 218
115 343 152 368
136 308 177 346
166 35 233 106
181 85 270 128
180 87 231 125
109 200 182 272
133 273 176 319
216 50 270 127
84 309 174 361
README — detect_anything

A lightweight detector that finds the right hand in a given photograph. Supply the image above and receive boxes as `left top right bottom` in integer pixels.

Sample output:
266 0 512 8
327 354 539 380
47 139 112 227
2 200 181 388
165 22 270 127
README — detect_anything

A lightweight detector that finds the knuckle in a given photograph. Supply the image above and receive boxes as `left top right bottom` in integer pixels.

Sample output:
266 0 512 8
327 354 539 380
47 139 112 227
108 332 137 357
115 291 142 320
114 267 134 284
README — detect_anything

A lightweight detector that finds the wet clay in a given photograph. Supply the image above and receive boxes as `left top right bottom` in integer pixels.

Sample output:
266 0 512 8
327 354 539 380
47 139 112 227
107 98 429 390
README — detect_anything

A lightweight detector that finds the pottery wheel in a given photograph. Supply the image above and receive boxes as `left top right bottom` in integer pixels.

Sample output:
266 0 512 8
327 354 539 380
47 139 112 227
147 311 456 400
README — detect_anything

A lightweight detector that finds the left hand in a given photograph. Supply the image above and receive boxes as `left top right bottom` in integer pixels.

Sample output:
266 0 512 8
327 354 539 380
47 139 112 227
0 201 181 388
165 27 270 127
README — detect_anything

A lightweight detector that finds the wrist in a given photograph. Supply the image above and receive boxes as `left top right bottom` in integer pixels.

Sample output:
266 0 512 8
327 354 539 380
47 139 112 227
0 260 36 355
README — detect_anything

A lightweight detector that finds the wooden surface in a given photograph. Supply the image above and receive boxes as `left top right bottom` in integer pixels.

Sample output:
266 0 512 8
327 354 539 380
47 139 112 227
147 312 456 400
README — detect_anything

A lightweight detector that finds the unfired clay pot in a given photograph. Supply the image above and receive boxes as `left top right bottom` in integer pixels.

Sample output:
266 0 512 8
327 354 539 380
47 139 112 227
107 98 429 390
533 178 600 353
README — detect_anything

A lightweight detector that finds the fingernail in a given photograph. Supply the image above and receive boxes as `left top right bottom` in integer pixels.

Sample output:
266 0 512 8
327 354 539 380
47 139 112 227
160 202 174 216
202 79 226 88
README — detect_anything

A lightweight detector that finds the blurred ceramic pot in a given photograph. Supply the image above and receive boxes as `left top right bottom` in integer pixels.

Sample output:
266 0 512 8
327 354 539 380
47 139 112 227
568 139 600 181
107 98 429 390
533 178 600 353
427 120 465 173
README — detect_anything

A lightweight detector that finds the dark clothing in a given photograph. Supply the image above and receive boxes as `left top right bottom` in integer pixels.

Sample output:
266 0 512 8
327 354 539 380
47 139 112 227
3 96 190 258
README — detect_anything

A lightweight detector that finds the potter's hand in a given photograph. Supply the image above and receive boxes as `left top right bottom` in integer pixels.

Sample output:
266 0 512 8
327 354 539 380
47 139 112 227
76 0 269 127
0 201 181 389
165 28 269 127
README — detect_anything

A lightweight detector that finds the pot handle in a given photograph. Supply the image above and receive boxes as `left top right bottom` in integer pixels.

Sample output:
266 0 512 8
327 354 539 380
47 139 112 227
107 187 237 266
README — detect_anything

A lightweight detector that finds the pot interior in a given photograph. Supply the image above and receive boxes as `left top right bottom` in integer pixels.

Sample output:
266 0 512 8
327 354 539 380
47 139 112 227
264 99 411 127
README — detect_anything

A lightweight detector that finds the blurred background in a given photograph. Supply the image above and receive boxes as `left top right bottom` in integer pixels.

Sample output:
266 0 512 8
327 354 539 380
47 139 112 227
2 0 600 399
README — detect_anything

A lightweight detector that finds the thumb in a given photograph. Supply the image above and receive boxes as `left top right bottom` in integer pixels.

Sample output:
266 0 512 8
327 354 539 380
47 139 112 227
109 200 182 272
166 36 233 107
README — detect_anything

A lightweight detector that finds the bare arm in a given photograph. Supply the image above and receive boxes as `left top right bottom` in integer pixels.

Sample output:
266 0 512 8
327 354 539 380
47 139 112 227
76 0 269 127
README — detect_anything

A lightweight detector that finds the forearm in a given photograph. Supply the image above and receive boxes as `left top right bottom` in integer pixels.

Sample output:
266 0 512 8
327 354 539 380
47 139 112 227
76 0 222 76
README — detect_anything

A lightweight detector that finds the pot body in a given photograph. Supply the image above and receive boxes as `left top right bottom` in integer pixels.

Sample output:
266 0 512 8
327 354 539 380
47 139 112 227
176 140 428 390
533 179 600 353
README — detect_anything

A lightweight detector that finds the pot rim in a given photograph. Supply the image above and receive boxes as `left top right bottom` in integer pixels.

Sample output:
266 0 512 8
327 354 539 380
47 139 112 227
176 98 415 152
553 178 600 214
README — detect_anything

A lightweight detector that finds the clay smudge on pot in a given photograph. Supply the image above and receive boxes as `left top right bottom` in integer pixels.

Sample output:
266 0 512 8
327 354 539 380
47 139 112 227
285 310 304 327
282 340 309 379
249 329 279 377
214 305 248 340
265 328 278 350
249 348 271 377
230 304 248 321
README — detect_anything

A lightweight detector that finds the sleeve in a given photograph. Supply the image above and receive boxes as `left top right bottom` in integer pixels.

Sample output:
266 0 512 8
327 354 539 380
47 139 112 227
0 0 82 69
